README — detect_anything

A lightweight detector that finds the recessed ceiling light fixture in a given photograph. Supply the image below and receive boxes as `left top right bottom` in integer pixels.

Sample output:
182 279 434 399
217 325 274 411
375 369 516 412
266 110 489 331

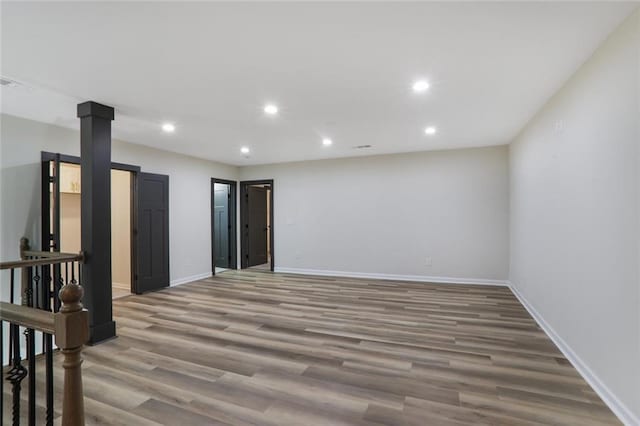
322 138 333 147
161 123 175 133
240 146 250 155
412 80 430 93
424 126 437 135
264 104 279 115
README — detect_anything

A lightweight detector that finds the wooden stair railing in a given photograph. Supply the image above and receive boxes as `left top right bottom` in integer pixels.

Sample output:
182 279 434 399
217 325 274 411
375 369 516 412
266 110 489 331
1 237 88 426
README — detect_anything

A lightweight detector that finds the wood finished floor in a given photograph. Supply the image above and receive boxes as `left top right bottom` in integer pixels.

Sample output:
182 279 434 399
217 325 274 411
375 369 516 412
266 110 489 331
7 270 620 425
112 281 132 299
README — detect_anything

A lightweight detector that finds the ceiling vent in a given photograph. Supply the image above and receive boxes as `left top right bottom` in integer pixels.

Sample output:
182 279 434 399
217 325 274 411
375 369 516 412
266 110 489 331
0 77 21 87
354 144 372 149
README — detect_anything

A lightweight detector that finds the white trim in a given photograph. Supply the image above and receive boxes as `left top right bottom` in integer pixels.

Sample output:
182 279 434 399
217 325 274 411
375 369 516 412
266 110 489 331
273 267 509 286
509 283 639 426
170 272 212 287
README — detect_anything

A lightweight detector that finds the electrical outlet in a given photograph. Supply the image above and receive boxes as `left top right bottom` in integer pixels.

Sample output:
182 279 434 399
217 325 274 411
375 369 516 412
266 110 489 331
425 257 432 266
554 119 564 133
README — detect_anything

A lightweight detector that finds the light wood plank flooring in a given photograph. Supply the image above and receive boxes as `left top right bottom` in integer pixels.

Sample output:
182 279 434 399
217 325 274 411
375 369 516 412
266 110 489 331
8 270 620 425
112 281 132 299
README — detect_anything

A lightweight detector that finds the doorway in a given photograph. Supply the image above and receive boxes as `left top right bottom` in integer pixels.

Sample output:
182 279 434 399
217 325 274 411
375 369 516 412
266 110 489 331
240 180 274 271
41 152 169 297
211 178 237 274
111 169 132 298
43 155 136 299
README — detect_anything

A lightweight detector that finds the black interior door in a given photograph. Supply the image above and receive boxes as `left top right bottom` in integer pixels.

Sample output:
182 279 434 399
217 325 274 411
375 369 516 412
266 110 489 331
247 186 268 267
136 172 170 293
214 184 230 268
41 153 61 252
40 153 62 316
211 179 237 273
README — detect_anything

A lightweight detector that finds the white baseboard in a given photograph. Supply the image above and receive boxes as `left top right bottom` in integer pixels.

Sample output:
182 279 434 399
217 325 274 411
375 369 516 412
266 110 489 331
509 283 638 426
170 272 212 287
274 267 509 286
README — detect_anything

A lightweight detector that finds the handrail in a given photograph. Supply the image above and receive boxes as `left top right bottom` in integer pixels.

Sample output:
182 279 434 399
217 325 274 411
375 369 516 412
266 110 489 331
1 236 89 426
22 250 82 258
0 236 84 270
0 282 89 425
0 302 56 334
0 253 83 270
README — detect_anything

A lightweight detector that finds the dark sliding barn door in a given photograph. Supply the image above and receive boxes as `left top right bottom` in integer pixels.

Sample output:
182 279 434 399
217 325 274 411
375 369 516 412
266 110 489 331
247 186 268 267
135 172 170 293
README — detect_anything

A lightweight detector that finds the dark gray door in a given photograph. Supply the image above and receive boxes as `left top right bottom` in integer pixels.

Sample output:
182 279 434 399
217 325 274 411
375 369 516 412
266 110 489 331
41 154 61 252
214 183 230 268
136 172 169 293
247 186 268 266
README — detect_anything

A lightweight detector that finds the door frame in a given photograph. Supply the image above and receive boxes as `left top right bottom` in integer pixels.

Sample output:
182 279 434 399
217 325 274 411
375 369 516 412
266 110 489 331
41 151 141 294
211 178 237 274
239 179 274 271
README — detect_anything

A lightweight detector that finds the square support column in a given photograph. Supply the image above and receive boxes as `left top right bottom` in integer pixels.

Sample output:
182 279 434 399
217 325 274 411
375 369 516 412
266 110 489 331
77 101 116 344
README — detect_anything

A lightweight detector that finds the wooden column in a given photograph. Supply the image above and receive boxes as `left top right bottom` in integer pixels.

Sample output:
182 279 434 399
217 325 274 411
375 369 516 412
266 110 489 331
55 282 89 426
77 101 116 344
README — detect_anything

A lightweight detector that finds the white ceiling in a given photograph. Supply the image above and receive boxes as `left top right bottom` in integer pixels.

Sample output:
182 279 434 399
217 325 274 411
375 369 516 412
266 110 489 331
1 2 636 166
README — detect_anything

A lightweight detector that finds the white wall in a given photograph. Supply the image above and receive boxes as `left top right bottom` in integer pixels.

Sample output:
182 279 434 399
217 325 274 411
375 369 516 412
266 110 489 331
240 145 509 283
509 9 639 424
59 192 81 253
0 113 238 288
111 169 131 286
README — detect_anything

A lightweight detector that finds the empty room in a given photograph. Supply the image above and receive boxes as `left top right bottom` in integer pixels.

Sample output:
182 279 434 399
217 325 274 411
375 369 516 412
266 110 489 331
0 2 638 425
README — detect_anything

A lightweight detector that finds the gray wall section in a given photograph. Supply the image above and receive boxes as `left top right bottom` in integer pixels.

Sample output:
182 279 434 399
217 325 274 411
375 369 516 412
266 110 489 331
509 10 640 422
0 113 238 285
239 145 510 282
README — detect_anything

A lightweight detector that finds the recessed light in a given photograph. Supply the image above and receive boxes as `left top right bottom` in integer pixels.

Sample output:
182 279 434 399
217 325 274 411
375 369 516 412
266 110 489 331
240 146 250 154
322 138 333 147
161 123 175 133
264 104 279 115
424 126 437 135
412 80 430 93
